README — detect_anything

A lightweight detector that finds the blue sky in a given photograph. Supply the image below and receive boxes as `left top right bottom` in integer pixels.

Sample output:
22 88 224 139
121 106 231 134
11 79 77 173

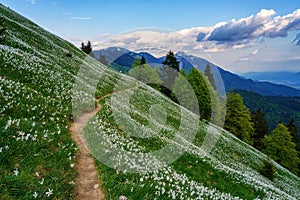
1 0 300 73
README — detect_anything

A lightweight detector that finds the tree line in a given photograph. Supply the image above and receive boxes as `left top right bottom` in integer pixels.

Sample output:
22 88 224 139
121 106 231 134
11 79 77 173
82 44 299 177
128 52 300 177
225 91 300 176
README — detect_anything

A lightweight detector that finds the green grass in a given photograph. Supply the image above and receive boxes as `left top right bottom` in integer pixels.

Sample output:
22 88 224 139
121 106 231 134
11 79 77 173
84 83 299 199
0 3 299 199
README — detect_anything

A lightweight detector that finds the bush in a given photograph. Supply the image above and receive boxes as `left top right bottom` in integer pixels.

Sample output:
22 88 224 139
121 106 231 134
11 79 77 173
259 159 276 181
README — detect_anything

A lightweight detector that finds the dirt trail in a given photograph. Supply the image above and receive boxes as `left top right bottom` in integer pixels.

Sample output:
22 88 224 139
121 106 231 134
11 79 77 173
69 104 104 200
69 82 138 200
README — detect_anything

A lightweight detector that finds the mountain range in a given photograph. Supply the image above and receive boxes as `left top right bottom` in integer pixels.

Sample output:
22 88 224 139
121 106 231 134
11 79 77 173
94 48 300 97
243 71 300 90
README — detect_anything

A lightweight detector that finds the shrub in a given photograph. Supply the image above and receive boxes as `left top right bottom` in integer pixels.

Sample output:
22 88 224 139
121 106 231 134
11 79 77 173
259 159 276 181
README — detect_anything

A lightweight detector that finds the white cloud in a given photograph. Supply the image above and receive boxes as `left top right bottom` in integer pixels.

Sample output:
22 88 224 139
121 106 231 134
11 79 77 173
26 0 36 4
93 9 300 56
71 17 92 20
289 56 300 61
98 33 110 38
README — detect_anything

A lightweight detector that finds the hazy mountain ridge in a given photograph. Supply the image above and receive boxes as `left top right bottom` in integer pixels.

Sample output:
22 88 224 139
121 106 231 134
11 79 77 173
94 47 300 97
243 71 300 89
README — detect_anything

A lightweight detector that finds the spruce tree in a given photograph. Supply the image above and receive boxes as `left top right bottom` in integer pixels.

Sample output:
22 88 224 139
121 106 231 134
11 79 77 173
140 55 146 65
204 64 216 90
86 41 92 54
160 51 179 97
187 68 211 120
203 76 222 126
128 63 161 86
224 91 254 145
162 51 179 72
132 58 141 68
172 73 198 114
251 109 269 150
286 118 300 156
263 123 300 175
80 42 85 51
80 41 92 54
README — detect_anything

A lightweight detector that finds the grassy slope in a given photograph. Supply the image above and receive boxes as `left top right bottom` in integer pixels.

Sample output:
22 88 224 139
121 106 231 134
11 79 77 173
0 4 88 199
0 4 299 199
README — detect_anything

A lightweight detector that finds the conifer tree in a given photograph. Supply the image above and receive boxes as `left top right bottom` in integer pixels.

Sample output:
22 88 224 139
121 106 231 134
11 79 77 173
128 57 161 86
187 68 211 120
160 51 179 97
140 55 146 65
203 76 222 126
286 118 300 156
80 41 92 54
131 58 141 68
251 109 269 150
263 123 300 175
204 64 216 90
224 91 254 145
172 73 198 114
162 51 179 72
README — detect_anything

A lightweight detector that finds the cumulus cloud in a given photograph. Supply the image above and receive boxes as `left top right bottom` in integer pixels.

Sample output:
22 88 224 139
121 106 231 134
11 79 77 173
196 32 206 42
94 9 300 54
208 9 276 42
206 9 300 45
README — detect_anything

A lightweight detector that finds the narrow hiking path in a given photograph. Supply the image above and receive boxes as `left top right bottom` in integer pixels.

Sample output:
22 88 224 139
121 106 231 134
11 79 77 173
69 82 139 200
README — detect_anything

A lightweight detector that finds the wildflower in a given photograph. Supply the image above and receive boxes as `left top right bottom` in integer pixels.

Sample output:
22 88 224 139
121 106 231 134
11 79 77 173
33 192 38 198
118 196 126 200
69 180 75 185
70 163 74 168
39 178 44 185
45 188 53 197
13 168 19 176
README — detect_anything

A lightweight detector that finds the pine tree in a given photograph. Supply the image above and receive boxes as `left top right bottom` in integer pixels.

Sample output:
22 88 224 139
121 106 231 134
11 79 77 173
128 63 161 86
187 68 211 120
263 123 300 175
224 91 254 145
203 76 222 126
172 73 198 114
286 118 300 164
159 51 179 97
204 64 216 90
140 55 146 65
251 109 269 150
132 58 141 68
81 42 85 51
80 41 92 55
162 51 179 72
86 41 92 54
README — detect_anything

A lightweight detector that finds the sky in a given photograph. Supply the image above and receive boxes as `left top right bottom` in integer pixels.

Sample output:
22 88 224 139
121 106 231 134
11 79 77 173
1 0 300 73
